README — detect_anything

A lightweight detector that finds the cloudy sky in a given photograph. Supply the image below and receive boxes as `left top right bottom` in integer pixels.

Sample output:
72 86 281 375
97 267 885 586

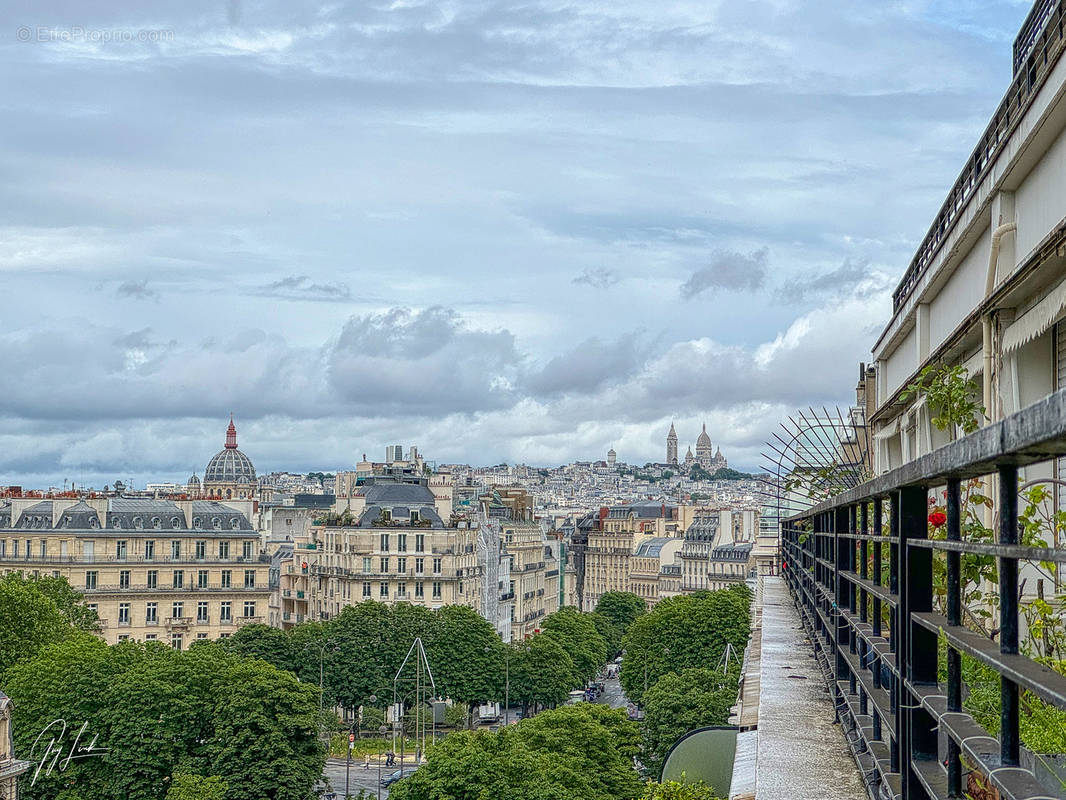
1 0 1034 487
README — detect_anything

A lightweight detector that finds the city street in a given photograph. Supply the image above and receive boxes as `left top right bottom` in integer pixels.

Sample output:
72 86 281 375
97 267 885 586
322 756 407 799
596 672 629 710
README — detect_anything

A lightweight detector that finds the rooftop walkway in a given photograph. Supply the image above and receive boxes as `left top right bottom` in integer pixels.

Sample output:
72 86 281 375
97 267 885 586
734 576 866 800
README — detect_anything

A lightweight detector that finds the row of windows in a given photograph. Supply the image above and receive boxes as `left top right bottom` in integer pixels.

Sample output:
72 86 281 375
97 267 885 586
359 556 443 574
327 533 428 552
113 599 258 624
116 632 219 649
0 538 256 561
357 580 443 599
83 568 259 590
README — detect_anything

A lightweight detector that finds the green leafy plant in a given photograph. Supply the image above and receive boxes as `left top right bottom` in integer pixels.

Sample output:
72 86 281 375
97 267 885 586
900 363 984 436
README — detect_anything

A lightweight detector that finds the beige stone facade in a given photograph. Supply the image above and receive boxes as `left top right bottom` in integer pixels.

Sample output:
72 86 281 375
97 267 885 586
282 476 480 623
0 497 269 647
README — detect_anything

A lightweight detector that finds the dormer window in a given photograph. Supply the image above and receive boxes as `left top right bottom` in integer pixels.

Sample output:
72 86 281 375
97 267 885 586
152 517 162 530
231 518 240 530
171 517 181 528
410 510 420 524
382 509 392 523
212 517 222 530
133 517 144 530
193 517 203 530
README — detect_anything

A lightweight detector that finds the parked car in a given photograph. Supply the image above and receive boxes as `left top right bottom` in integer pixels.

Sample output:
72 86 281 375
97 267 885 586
380 767 419 786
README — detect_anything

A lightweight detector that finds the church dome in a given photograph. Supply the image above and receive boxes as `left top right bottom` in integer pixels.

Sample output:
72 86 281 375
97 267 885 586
204 418 256 485
696 423 712 449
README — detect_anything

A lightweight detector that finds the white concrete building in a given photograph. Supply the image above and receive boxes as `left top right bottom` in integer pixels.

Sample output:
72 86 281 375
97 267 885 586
871 3 1066 495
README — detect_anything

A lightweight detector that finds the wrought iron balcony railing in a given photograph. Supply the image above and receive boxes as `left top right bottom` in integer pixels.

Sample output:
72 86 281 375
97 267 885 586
781 388 1066 800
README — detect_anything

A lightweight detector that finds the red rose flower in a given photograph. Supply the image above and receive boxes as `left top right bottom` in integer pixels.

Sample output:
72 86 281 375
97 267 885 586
928 511 947 527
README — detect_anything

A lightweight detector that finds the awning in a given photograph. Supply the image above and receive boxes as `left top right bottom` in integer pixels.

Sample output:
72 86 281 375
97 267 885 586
1002 276 1066 353
873 417 900 440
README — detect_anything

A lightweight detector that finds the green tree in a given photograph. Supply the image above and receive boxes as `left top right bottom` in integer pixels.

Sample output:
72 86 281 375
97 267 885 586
589 611 622 658
222 623 295 671
594 592 647 638
429 605 503 719
166 774 229 800
390 704 642 800
0 572 81 675
326 602 396 712
515 704 642 800
509 635 576 713
621 586 751 706
5 637 324 800
640 780 723 800
640 669 739 777
30 573 102 633
540 607 608 684
388 728 566 800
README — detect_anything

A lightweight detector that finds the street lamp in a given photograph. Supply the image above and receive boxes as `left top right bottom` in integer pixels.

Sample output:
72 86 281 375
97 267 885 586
303 638 338 722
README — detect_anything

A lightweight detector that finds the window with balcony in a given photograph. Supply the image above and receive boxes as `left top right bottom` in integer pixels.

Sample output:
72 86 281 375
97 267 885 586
220 601 232 622
397 581 406 597
415 557 424 575
119 569 130 589
116 540 127 560
198 569 208 588
242 540 253 560
82 570 97 590
39 540 46 557
195 540 206 560
397 533 407 552
197 601 208 622
362 557 372 573
171 541 181 560
379 582 388 598
432 581 442 599
380 533 390 552
380 557 389 573
173 570 184 589
433 557 442 575
0 540 5 558
147 570 158 589
415 582 424 598
415 534 425 552
144 540 155 560
244 570 255 588
362 581 371 598
118 602 130 624
218 541 230 560
221 570 232 588
242 601 256 618
146 602 158 624
397 557 406 573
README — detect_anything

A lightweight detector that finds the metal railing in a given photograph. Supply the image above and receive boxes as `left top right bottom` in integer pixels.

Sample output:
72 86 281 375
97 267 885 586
892 0 1066 311
781 389 1066 800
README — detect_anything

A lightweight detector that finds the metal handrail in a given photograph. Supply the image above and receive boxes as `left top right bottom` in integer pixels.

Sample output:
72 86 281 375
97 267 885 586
780 387 1066 800
892 0 1066 311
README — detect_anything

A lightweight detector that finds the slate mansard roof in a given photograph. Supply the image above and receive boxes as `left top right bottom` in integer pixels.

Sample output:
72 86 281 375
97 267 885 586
0 499 253 532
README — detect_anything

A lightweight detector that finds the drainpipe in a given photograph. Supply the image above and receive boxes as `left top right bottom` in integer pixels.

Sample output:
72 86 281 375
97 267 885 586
982 221 1017 424
981 221 1016 533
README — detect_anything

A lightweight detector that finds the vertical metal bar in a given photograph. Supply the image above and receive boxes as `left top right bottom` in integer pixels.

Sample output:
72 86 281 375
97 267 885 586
889 492 900 774
946 478 962 799
858 502 870 717
999 464 1020 767
873 500 883 641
